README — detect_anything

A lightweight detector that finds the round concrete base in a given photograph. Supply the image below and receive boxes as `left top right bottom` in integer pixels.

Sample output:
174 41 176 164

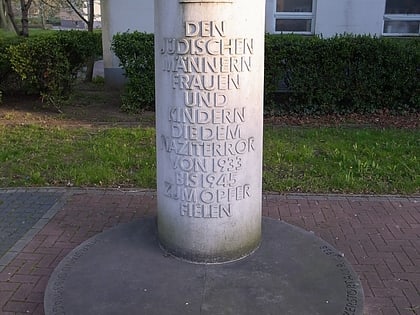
44 218 364 315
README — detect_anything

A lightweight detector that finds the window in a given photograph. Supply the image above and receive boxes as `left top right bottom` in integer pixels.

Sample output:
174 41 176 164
384 0 420 36
274 0 315 34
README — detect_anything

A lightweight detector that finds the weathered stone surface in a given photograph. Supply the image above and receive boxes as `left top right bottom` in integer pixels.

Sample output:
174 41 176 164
155 0 265 262
44 218 364 315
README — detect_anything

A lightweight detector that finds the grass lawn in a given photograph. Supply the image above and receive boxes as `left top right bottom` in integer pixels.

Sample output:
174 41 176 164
263 126 419 194
0 125 156 188
0 123 418 194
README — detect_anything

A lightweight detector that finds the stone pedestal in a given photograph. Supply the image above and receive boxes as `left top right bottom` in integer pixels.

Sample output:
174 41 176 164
155 1 265 262
44 218 364 315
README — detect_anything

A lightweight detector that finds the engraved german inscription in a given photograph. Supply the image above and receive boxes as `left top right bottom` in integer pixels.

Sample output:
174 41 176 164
320 246 362 315
159 19 256 218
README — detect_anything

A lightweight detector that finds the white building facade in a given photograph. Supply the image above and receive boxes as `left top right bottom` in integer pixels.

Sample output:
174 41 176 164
60 0 101 30
266 0 420 37
101 0 420 86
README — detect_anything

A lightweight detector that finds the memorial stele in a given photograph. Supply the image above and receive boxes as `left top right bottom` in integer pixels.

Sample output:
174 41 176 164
155 0 265 262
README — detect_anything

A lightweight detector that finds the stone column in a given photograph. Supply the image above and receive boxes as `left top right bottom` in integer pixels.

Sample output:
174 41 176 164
155 0 265 263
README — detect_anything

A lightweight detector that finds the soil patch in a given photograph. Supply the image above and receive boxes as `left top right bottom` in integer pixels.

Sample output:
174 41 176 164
1 83 418 129
0 83 154 128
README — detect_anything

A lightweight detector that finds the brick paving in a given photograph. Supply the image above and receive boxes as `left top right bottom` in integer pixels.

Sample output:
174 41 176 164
0 191 60 258
0 190 67 271
0 188 419 315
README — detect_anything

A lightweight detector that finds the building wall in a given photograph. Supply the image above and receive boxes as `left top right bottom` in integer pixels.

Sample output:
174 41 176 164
101 0 154 87
265 0 386 36
59 1 102 30
82 0 102 28
59 8 85 29
315 0 385 37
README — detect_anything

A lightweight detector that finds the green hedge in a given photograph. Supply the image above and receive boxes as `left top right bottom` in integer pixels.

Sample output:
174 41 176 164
111 31 155 112
0 36 26 99
0 31 102 108
112 32 419 114
265 34 420 114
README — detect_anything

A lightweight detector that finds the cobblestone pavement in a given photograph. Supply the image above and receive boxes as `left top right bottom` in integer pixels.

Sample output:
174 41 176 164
0 188 419 315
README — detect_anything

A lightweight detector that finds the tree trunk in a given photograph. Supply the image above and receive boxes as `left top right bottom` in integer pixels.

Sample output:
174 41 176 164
87 0 93 32
19 0 33 37
39 1 46 29
1 0 18 34
64 0 95 81
84 0 95 82
0 0 12 31
84 56 94 82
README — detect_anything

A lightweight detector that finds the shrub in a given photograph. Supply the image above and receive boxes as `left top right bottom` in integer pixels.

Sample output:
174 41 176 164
0 36 26 96
264 34 420 115
111 31 155 112
55 30 103 74
111 32 419 115
8 36 71 108
5 31 102 110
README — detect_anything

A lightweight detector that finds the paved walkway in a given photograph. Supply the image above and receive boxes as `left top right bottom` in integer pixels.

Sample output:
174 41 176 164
0 188 418 315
